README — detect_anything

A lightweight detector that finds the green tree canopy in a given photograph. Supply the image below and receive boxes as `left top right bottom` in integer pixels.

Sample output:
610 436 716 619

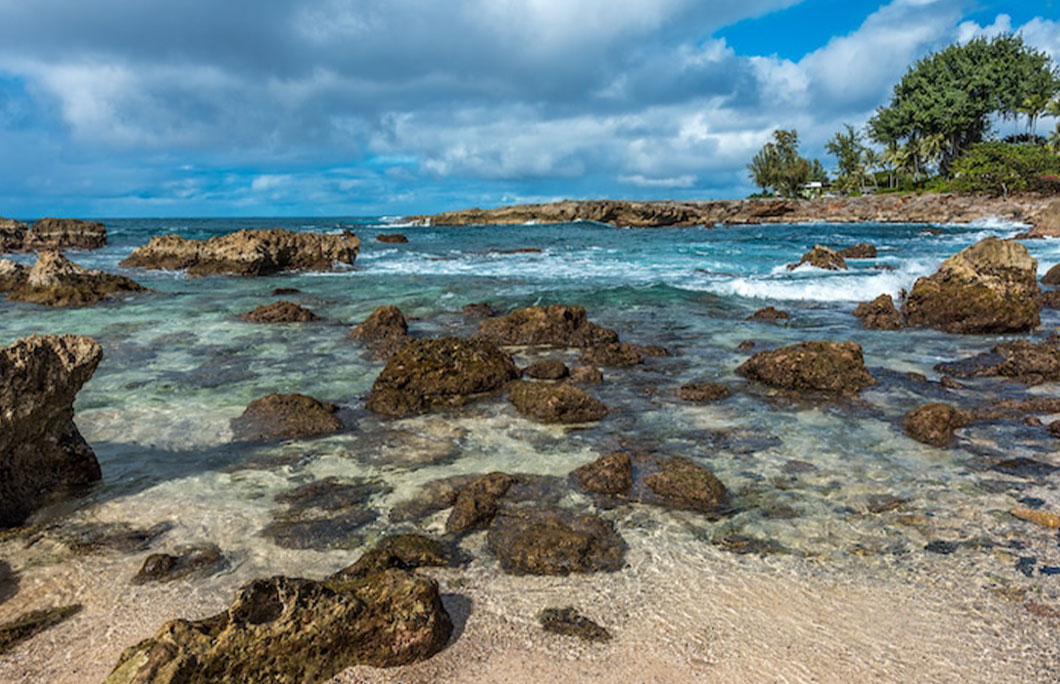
868 34 1059 171
826 124 873 192
748 129 825 198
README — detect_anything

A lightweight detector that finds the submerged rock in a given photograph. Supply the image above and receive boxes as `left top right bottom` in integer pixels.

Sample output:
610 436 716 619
902 237 1039 334
461 302 496 318
2 251 144 307
508 381 608 424
571 452 633 496
366 337 519 417
936 340 1060 385
231 394 344 442
569 365 604 383
853 294 904 330
839 243 877 259
376 233 408 243
904 403 971 447
241 300 318 323
334 534 451 579
523 359 570 380
788 245 846 271
677 382 732 402
61 521 172 555
736 341 876 394
0 604 82 656
105 570 452 683
349 305 410 360
132 544 225 584
539 607 612 643
580 342 644 367
487 506 626 575
746 306 791 322
445 472 516 534
643 457 728 512
120 228 360 276
0 334 103 528
263 477 388 551
474 305 618 348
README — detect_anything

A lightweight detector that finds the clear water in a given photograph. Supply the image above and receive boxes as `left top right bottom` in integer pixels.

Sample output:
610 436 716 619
3 216 1060 680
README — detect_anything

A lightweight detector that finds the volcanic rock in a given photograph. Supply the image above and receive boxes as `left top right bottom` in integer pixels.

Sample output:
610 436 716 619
839 243 877 259
2 251 144 307
241 300 318 323
231 394 344 442
523 359 570 380
487 506 626 575
788 245 846 271
571 452 633 496
904 403 971 447
0 335 103 528
736 341 876 394
854 294 904 330
474 305 618 348
508 381 608 424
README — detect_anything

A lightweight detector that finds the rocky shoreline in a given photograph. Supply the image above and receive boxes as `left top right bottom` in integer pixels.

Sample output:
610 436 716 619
408 193 1060 232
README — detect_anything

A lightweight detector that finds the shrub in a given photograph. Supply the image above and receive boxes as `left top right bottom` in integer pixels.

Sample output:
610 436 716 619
950 142 1060 195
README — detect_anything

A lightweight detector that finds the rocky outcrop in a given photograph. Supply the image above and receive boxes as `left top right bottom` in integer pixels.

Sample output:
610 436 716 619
839 243 877 259
1 251 144 307
935 340 1060 385
1042 263 1060 285
902 237 1039 334
487 506 626 575
410 195 1051 228
445 472 516 534
105 569 452 683
1024 199 1060 238
746 306 790 322
366 337 519 417
1 335 103 528
0 218 107 252
508 381 608 424
230 394 344 442
241 300 318 323
904 403 970 447
523 359 570 380
736 341 876 394
376 233 408 243
0 218 27 251
475 305 618 348
120 229 359 276
677 382 732 402
853 294 904 330
349 305 410 360
788 245 846 271
643 457 729 512
571 452 633 496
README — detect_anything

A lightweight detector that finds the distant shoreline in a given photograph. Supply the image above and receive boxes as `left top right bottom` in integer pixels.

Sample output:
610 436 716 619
406 193 1056 231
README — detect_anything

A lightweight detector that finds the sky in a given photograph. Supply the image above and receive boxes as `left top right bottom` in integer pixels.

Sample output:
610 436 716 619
0 0 1058 218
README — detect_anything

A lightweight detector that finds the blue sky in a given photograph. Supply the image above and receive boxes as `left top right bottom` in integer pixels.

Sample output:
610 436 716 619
0 0 1057 218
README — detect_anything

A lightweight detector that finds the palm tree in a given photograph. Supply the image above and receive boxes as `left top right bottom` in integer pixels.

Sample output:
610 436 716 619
1018 93 1054 136
917 133 946 174
882 141 907 188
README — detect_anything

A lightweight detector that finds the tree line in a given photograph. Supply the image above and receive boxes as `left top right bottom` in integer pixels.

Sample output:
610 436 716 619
748 34 1060 198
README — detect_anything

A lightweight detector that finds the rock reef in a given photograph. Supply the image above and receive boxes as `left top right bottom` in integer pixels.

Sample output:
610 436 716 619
736 341 876 395
0 251 145 307
0 217 107 252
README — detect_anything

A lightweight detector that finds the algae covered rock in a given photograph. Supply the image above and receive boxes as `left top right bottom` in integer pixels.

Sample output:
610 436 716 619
132 544 225 584
788 245 846 271
904 403 971 447
572 452 633 496
475 305 618 347
539 607 612 643
105 570 452 683
334 534 451 579
677 382 732 402
902 237 1039 334
1 334 103 528
120 228 359 276
854 294 904 330
508 381 608 424
580 342 644 367
736 341 876 394
487 506 626 575
643 457 728 512
349 305 410 360
445 472 516 534
746 306 791 322
231 394 344 442
523 359 570 380
839 243 877 259
366 337 519 417
4 250 144 307
0 604 82 656
241 300 318 323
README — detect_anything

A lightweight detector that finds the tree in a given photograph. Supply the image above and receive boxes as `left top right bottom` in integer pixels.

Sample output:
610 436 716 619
951 141 1060 196
826 124 871 192
1018 93 1053 136
869 34 1060 172
747 129 824 198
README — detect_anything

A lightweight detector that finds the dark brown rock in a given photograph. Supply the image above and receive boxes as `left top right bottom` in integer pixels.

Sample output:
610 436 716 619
461 302 496 318
737 339 755 351
736 341 876 394
904 403 971 447
120 229 360 276
0 218 27 252
746 306 791 322
0 259 27 291
1042 263 1060 286
0 604 82 656
569 365 603 383
474 305 618 348
60 521 172 555
938 341 1060 385
487 506 626 575
4 251 145 307
376 233 408 243
571 452 633 496
902 237 1039 334
1 335 103 528
508 381 608 424
270 287 301 296
939 376 967 390
539 607 612 643
333 534 451 579
788 245 846 271
839 243 877 259
24 218 107 251
1038 290 1060 309
677 382 732 402
854 294 904 330
231 394 343 442
580 342 644 367
445 472 516 533
366 337 519 417
349 305 410 359
241 300 318 323
132 544 225 584
643 457 728 512
523 360 570 380
105 571 452 683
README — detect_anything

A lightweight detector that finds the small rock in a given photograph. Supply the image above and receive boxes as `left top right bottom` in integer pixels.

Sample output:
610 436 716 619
904 403 970 447
643 457 728 512
569 365 604 383
1011 507 1060 529
270 287 301 296
376 233 408 243
788 245 846 271
474 305 618 348
571 452 633 496
333 534 451 578
132 544 225 584
539 607 612 643
853 294 904 330
523 360 570 380
736 341 876 394
231 394 343 442
580 342 644 368
924 540 959 555
939 376 967 390
677 382 732 403
446 472 517 534
746 306 790 322
349 305 411 360
737 339 755 351
241 300 318 323
1042 263 1060 285
461 302 496 318
839 243 877 259
487 506 627 575
508 381 608 424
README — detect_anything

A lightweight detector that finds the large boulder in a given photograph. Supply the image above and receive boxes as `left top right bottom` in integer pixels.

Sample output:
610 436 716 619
736 341 876 394
241 300 318 323
120 229 359 276
24 218 107 251
231 394 344 442
366 337 519 417
2 251 144 307
787 245 846 271
349 305 410 360
853 294 904 330
487 507 626 575
508 381 608 424
1 335 103 528
474 305 618 347
105 570 452 683
902 237 1039 334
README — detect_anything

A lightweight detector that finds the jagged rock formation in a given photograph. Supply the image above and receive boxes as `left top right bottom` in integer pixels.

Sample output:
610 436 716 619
0 217 107 252
0 251 145 307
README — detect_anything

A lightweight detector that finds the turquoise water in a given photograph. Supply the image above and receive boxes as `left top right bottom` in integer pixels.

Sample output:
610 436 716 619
3 216 1060 679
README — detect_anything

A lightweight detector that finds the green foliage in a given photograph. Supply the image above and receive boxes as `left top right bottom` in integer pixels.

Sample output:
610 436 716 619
825 124 875 193
950 142 1060 195
747 129 826 198
869 34 1060 171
